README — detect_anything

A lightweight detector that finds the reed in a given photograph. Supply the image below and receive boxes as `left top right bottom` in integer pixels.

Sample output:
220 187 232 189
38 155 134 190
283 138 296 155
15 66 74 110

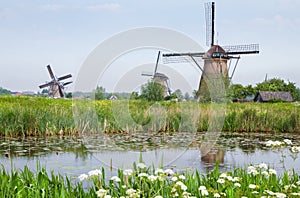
0 96 299 136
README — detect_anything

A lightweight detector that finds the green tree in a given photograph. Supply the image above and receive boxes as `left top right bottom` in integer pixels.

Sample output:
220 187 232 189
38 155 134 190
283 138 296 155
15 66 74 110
184 92 190 101
140 81 164 101
0 87 11 95
130 92 139 100
94 86 106 100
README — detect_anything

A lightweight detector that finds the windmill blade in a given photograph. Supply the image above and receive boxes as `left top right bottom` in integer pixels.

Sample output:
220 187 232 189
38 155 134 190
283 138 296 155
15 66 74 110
141 72 153 77
222 44 259 55
58 74 72 81
63 81 72 86
39 81 54 89
205 2 215 47
47 65 55 79
153 51 161 74
58 85 64 98
162 52 205 64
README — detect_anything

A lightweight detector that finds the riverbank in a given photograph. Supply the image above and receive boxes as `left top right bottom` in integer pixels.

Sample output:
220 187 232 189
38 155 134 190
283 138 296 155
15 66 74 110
0 96 299 136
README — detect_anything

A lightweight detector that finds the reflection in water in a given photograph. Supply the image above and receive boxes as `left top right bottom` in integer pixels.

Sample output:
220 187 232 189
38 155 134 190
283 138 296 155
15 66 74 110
200 148 225 166
0 132 299 177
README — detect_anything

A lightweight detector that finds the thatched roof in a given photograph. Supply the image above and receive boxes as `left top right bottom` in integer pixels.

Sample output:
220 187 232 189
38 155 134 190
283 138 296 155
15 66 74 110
254 91 293 102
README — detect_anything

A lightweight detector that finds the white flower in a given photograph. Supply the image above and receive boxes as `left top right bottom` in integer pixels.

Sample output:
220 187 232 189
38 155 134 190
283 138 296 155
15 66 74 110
258 163 268 169
252 191 259 194
262 171 269 177
232 177 240 182
291 193 300 196
283 139 292 145
148 175 158 182
137 163 147 169
96 189 107 197
198 186 206 191
269 168 277 175
219 173 227 178
226 176 233 181
138 173 149 177
171 176 178 182
104 195 111 198
179 175 186 180
291 146 300 153
296 180 300 185
247 166 258 175
234 183 241 187
214 193 221 197
126 188 136 195
248 184 256 189
274 192 286 198
217 178 225 184
176 181 187 191
123 169 133 176
265 190 275 195
201 189 209 196
110 176 121 182
164 169 175 175
78 174 88 181
154 196 163 198
155 168 164 175
88 169 102 177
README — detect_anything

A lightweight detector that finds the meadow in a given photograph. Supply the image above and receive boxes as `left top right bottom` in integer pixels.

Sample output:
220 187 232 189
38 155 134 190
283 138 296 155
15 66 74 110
0 96 299 136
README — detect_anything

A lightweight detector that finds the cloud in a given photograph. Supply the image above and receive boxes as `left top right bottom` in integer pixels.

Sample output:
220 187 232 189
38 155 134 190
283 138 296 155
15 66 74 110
85 3 121 12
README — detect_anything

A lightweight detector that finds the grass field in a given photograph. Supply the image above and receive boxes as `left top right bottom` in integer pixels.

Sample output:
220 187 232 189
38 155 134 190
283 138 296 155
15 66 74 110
0 96 299 136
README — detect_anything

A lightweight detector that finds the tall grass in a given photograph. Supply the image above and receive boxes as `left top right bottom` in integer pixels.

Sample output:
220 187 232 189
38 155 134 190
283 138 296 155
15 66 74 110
0 96 299 136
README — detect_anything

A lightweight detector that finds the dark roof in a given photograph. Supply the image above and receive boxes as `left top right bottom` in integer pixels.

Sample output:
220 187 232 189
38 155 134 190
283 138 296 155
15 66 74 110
255 91 293 102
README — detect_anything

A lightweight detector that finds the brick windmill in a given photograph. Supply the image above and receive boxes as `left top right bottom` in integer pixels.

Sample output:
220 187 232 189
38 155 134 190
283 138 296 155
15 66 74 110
163 2 259 100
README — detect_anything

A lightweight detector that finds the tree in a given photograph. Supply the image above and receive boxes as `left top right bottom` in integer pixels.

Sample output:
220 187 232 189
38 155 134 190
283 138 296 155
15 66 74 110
256 78 300 101
140 81 164 101
94 86 106 100
184 92 190 101
0 87 11 95
130 92 139 100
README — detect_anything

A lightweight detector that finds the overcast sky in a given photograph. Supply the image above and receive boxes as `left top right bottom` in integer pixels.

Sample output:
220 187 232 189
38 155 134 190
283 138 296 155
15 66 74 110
0 0 299 93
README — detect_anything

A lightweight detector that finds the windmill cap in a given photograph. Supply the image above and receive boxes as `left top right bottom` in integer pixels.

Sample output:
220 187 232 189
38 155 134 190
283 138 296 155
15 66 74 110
204 45 226 58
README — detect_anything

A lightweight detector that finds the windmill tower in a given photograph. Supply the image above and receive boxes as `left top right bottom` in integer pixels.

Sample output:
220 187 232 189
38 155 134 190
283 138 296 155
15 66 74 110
39 65 72 98
142 51 172 96
163 2 259 101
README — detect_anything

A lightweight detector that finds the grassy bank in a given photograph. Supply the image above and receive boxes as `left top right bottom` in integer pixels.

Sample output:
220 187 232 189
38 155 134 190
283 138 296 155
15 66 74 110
1 161 300 197
0 96 299 136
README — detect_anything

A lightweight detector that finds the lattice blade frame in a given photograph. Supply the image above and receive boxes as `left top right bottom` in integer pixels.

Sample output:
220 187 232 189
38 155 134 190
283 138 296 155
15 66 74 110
222 44 259 55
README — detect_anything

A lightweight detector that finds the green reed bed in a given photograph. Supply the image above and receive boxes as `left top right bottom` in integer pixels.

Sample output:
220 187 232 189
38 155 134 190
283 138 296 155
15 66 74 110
1 161 299 198
0 96 300 136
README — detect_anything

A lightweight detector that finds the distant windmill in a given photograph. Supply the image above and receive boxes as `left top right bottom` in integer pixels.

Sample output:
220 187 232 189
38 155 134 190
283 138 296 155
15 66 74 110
39 65 72 98
142 51 171 96
162 2 259 100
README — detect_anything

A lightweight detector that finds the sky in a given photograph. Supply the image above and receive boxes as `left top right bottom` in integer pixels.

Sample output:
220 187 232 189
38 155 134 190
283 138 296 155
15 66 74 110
0 0 300 93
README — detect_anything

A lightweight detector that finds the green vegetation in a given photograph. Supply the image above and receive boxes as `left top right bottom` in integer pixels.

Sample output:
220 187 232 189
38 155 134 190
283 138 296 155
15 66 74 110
229 78 300 101
140 81 165 101
0 87 11 95
1 160 300 198
0 96 300 136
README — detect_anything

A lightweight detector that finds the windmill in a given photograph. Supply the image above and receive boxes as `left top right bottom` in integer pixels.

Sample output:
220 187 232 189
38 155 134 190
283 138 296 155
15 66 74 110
39 65 72 98
142 51 171 96
162 2 259 100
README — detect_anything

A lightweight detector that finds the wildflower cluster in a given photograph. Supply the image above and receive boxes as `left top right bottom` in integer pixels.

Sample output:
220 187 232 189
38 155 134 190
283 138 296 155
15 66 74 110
265 139 300 154
77 162 300 198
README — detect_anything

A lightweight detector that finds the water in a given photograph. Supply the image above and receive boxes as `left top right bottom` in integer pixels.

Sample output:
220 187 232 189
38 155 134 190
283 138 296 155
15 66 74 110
0 132 299 177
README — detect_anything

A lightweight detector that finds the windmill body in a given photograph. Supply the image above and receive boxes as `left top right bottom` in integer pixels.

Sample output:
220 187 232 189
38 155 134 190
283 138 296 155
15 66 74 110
162 2 259 100
39 65 72 98
142 51 171 96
